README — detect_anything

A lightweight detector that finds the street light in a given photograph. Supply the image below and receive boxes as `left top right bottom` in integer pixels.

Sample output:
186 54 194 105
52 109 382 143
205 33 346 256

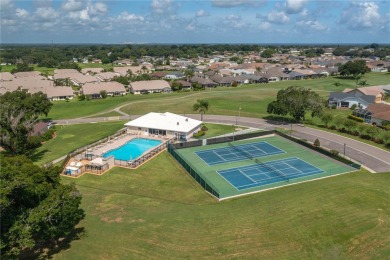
344 143 346 157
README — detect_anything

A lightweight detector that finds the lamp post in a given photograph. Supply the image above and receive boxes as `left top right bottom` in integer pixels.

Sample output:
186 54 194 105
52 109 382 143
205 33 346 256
343 143 346 157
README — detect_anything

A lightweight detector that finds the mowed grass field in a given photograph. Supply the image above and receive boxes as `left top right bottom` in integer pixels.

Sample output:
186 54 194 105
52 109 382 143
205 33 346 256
57 152 390 259
30 121 126 165
45 73 390 120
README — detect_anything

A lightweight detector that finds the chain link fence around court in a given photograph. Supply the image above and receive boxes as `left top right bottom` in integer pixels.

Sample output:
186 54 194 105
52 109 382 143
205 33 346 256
167 130 361 199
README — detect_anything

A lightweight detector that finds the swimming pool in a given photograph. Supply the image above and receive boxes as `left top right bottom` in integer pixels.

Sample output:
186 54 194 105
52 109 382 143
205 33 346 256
103 138 162 161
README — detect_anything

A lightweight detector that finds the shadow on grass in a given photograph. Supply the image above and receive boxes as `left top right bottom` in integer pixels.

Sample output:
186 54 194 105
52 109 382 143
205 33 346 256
29 149 49 163
21 227 86 259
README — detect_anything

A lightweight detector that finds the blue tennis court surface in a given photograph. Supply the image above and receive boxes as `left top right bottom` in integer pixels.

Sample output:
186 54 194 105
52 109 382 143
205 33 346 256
217 157 324 190
195 141 284 166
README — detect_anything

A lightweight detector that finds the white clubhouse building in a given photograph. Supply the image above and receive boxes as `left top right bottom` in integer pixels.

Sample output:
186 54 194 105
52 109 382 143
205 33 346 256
125 112 203 141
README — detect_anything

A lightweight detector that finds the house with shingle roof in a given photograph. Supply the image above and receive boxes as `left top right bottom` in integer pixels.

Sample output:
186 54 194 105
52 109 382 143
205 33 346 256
0 72 15 81
46 86 75 101
129 80 171 95
82 82 127 98
328 85 385 109
353 103 390 125
190 77 217 88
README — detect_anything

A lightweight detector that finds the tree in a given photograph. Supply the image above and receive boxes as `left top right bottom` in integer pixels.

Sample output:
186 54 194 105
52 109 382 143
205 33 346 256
339 60 370 78
0 91 53 154
321 113 333 128
0 156 84 258
11 63 34 73
184 69 194 81
267 86 324 121
171 81 183 92
261 49 275 58
193 99 209 121
99 90 108 99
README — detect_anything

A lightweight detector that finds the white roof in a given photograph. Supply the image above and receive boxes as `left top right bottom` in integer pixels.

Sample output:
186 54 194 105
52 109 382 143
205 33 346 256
125 112 203 133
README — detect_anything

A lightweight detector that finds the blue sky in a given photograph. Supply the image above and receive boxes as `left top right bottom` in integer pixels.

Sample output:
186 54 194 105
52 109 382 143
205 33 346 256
1 0 389 44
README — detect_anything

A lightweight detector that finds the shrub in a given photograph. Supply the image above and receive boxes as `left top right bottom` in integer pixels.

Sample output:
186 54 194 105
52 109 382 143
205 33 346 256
331 105 336 109
314 138 320 147
330 150 339 156
201 125 208 131
347 114 364 122
350 104 357 110
40 127 56 142
193 131 205 138
78 94 85 101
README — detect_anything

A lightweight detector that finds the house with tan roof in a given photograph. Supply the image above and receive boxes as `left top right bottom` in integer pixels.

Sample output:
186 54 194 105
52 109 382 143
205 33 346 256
96 72 119 81
129 80 171 94
353 103 390 126
13 71 43 78
81 68 104 74
82 82 127 98
45 86 75 101
0 72 15 81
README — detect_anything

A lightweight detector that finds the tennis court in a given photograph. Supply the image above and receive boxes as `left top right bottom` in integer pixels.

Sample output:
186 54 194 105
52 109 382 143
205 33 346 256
171 135 356 199
217 157 323 190
195 141 284 166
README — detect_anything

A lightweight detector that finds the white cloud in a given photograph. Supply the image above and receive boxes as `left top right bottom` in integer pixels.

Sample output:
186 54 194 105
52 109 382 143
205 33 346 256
340 2 381 29
297 20 328 31
267 11 289 24
62 0 84 12
151 0 173 14
196 9 209 17
285 0 307 14
94 3 107 13
212 0 266 8
1 0 13 9
118 12 144 22
16 8 29 18
35 7 58 21
258 21 271 30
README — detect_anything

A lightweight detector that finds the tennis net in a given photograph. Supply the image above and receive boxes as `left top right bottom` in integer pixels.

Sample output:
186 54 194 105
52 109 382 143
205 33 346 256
228 142 253 160
254 158 289 182
229 142 289 182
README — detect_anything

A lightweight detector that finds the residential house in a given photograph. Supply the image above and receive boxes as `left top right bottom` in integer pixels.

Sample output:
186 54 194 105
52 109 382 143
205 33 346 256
264 67 291 82
96 72 119 81
190 77 217 88
45 86 75 101
0 72 15 81
129 80 171 94
171 80 192 90
353 104 390 125
164 72 185 80
82 82 127 98
328 86 384 109
81 68 104 74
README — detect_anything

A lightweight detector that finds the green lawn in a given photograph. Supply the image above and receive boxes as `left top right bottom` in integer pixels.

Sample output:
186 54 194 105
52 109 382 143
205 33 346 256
197 123 245 139
55 152 390 259
44 73 390 120
30 121 126 165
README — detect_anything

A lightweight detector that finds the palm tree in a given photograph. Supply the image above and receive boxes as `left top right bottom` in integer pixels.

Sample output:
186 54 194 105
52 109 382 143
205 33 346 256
185 69 194 81
193 99 209 121
141 65 148 74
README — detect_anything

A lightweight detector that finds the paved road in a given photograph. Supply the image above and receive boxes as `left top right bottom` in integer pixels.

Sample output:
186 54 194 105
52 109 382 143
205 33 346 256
53 114 390 173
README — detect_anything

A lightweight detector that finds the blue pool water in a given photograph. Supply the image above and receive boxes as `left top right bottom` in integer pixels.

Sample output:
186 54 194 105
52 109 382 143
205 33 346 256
103 138 162 161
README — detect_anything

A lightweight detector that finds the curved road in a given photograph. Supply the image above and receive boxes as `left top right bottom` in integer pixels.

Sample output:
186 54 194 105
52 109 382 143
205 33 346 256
54 114 390 173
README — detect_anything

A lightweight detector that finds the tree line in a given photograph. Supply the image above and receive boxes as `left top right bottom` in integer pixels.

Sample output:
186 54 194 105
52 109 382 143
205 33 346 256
1 43 389 67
